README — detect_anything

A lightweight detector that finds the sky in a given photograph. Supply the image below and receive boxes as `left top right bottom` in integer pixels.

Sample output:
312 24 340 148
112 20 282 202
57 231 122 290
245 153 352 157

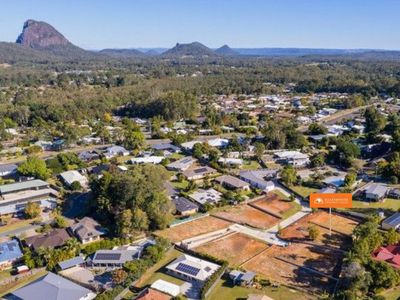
0 0 399 50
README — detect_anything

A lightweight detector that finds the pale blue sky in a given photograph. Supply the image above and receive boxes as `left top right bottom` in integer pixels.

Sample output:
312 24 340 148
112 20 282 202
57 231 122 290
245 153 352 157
0 0 399 50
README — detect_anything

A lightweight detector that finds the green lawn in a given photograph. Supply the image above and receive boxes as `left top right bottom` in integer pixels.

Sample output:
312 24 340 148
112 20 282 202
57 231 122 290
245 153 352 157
207 278 314 300
380 287 400 300
272 190 289 200
172 180 190 190
168 153 184 160
135 248 183 288
289 185 318 198
242 160 262 170
0 270 12 281
352 198 400 211
0 217 40 235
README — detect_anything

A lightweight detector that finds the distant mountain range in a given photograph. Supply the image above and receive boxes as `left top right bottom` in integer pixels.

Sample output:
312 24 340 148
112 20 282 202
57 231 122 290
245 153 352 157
1 19 400 63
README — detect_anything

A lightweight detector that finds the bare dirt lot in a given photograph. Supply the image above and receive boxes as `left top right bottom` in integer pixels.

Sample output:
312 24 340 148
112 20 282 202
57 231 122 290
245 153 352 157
280 211 359 249
195 233 269 266
250 193 293 216
242 243 340 293
213 205 279 229
155 216 231 242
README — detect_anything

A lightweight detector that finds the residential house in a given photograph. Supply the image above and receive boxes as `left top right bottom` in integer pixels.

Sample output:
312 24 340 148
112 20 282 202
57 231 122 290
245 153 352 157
130 156 165 165
172 197 199 216
78 151 100 162
59 170 88 188
103 145 130 159
151 143 181 156
4 272 96 300
274 151 310 167
166 156 197 172
189 188 222 205
215 175 250 191
69 217 106 244
364 183 388 201
0 239 23 270
373 245 400 269
382 213 400 231
0 164 17 177
166 254 220 283
181 141 202 151
239 170 276 192
207 138 229 148
24 228 71 251
89 249 140 269
182 166 217 180
0 179 58 215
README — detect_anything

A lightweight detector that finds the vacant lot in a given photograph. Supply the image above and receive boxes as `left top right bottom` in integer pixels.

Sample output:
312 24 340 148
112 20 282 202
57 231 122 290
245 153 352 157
242 243 339 293
155 216 231 242
195 233 269 266
250 193 301 218
214 205 279 229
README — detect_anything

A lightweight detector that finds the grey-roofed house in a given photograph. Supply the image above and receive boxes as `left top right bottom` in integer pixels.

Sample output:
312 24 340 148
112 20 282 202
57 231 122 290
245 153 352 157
166 156 197 172
364 183 389 201
382 213 400 231
59 170 88 188
182 166 217 180
57 256 85 271
0 179 58 215
0 164 17 177
89 249 140 269
4 272 96 300
166 254 220 283
78 151 100 162
173 197 199 216
151 143 181 155
103 145 130 159
69 217 106 244
24 228 71 251
189 188 222 205
239 170 276 192
215 175 250 191
229 270 256 286
0 239 23 270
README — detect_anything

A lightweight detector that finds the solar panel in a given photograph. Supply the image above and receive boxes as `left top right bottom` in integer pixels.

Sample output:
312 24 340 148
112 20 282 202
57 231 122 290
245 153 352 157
95 253 121 261
194 168 208 174
176 263 200 276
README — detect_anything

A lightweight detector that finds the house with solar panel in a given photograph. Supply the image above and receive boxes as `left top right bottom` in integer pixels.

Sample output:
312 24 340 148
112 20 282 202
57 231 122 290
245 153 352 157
166 156 197 172
0 239 23 270
88 249 140 269
182 166 217 180
165 254 220 283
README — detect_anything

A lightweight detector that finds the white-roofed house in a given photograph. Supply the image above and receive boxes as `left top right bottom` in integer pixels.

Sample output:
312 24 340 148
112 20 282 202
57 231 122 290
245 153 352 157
130 156 165 165
166 254 220 283
59 170 88 188
151 279 181 297
166 156 197 172
274 151 310 167
189 188 222 205
103 145 130 159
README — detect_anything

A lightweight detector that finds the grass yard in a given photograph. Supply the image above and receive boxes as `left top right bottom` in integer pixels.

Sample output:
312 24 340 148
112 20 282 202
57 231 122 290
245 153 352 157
0 270 12 281
380 286 400 300
289 185 318 198
171 179 190 190
272 189 290 200
207 278 315 300
352 198 400 211
0 217 40 235
281 201 302 219
241 160 262 170
135 248 184 288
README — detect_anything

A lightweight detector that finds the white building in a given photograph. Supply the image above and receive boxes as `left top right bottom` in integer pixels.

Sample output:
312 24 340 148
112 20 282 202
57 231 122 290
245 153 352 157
274 151 310 167
130 156 165 165
59 170 88 188
189 188 222 205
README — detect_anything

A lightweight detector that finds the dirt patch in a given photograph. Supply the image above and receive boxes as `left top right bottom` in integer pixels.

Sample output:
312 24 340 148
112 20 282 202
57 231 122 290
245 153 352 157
155 216 231 242
195 233 269 266
214 205 279 229
242 243 340 293
251 193 293 216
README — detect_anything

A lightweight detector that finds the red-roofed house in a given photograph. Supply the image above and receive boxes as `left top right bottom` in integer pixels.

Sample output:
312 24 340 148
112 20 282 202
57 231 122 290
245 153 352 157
373 245 400 269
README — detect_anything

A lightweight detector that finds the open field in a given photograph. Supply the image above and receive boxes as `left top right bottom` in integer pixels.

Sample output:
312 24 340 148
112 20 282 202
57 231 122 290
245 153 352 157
213 205 279 229
250 193 301 218
242 243 339 293
155 216 232 242
352 198 400 211
207 277 315 300
289 185 318 198
195 233 269 266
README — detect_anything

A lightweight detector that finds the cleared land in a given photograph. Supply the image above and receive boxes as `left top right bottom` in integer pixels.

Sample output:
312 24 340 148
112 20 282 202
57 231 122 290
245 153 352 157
250 193 301 218
155 216 231 242
195 233 269 266
242 243 338 293
213 205 279 229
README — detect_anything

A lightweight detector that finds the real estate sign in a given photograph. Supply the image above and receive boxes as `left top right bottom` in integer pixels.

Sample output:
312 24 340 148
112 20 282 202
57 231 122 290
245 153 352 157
310 193 352 208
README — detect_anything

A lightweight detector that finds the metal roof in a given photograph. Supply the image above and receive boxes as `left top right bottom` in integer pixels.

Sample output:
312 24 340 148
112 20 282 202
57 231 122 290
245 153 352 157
58 256 85 270
0 179 49 195
0 239 22 263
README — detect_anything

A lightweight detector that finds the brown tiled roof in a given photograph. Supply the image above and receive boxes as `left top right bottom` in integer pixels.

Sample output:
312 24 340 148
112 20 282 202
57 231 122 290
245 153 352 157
135 288 171 300
24 228 71 250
